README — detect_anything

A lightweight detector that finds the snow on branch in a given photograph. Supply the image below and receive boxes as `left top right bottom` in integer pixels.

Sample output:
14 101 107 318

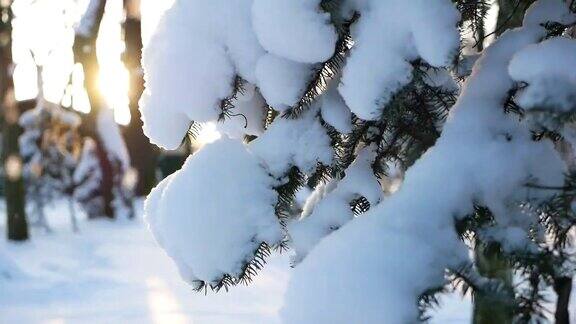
337 0 461 120
141 0 576 319
509 37 576 114
145 139 283 290
288 146 382 263
281 1 573 322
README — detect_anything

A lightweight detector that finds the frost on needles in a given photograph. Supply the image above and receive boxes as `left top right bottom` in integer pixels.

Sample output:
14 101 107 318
141 0 576 322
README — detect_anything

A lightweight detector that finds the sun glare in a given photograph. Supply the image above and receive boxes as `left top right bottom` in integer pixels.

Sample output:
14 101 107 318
97 0 131 125
11 0 132 125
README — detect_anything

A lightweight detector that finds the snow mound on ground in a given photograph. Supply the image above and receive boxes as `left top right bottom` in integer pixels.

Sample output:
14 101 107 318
0 249 24 281
144 138 283 285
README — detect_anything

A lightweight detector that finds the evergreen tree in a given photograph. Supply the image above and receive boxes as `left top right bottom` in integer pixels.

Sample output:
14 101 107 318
140 0 576 322
73 137 104 219
19 102 83 232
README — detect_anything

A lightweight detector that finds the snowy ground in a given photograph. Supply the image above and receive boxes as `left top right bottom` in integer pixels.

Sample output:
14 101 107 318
0 199 470 324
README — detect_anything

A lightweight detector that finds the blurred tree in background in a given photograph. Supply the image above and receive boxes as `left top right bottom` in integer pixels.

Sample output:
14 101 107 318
1 0 28 241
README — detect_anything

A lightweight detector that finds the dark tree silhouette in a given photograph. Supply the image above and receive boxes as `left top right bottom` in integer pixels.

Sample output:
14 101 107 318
122 0 158 196
0 0 28 241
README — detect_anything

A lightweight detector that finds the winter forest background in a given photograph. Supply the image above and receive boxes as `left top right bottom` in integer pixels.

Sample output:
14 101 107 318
1 0 576 323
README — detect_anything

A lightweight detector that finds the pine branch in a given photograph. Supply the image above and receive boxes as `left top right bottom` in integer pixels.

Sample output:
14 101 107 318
218 76 246 121
417 285 447 321
192 241 273 293
449 262 507 298
274 166 307 224
282 13 357 118
350 196 370 215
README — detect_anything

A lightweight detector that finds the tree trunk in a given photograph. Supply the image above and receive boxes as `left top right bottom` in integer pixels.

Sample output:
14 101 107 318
475 2 488 52
1 2 28 241
473 242 513 324
122 1 158 196
68 198 79 233
554 276 572 324
74 0 115 218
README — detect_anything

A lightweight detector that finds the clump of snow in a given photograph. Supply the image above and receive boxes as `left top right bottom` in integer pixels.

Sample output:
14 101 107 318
144 172 174 249
252 0 337 63
423 67 459 92
289 147 382 262
256 55 314 111
140 0 264 149
320 85 352 134
509 37 576 112
144 138 283 284
250 109 333 177
338 0 461 120
281 2 567 321
522 0 576 26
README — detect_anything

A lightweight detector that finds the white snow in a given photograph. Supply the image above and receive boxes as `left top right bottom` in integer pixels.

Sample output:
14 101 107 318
140 0 263 149
133 0 576 321
255 55 313 111
509 37 576 112
0 198 485 323
0 248 24 281
250 109 333 177
140 0 336 148
145 138 283 284
252 0 337 64
216 83 266 139
97 109 130 170
522 0 576 26
288 147 382 262
338 0 461 120
281 2 570 322
0 200 291 324
320 86 353 134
